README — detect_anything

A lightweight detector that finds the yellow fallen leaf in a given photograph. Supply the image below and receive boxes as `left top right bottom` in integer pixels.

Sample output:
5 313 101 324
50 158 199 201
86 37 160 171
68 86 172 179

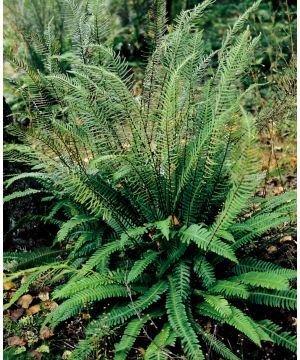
26 304 41 315
42 300 58 311
81 313 91 320
4 281 17 290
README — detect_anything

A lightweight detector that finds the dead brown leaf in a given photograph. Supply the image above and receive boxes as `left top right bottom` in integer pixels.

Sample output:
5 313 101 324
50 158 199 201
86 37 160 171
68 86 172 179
39 326 54 340
30 351 42 359
7 336 26 346
10 308 25 321
26 304 41 315
18 294 33 309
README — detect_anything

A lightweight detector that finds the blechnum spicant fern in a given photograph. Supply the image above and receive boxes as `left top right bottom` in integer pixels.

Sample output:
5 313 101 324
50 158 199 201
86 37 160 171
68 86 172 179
4 0 296 359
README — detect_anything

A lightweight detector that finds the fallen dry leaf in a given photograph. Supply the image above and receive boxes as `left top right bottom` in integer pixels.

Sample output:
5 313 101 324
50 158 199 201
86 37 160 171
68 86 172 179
18 294 33 309
42 300 58 311
290 156 297 168
279 235 293 243
3 281 17 290
26 304 41 315
10 308 25 321
30 350 42 359
138 348 146 355
39 326 54 340
273 186 284 194
267 245 278 254
38 291 49 302
7 336 26 346
172 215 180 226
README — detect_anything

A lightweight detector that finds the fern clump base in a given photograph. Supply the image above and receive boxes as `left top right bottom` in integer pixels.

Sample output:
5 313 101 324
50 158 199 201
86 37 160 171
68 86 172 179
4 0 296 359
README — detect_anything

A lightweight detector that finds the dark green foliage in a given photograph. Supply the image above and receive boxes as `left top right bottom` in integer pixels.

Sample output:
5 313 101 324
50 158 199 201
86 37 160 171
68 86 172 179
4 0 296 358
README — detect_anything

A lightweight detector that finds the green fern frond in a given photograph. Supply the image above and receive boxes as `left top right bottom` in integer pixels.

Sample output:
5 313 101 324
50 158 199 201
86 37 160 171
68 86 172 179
144 323 173 360
88 281 168 330
248 289 296 310
181 224 238 262
193 256 216 288
55 215 97 243
46 284 130 328
197 326 240 360
258 320 296 353
209 280 249 299
3 188 43 202
4 248 62 271
230 272 290 290
232 257 296 279
127 251 160 283
199 304 261 346
167 276 204 360
114 317 147 360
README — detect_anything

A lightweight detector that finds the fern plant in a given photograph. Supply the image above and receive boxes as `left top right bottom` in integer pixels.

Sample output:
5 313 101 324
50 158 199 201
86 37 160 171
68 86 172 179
4 0 296 359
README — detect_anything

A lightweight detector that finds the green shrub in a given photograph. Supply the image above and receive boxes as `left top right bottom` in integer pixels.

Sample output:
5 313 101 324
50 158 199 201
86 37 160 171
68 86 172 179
4 0 296 358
